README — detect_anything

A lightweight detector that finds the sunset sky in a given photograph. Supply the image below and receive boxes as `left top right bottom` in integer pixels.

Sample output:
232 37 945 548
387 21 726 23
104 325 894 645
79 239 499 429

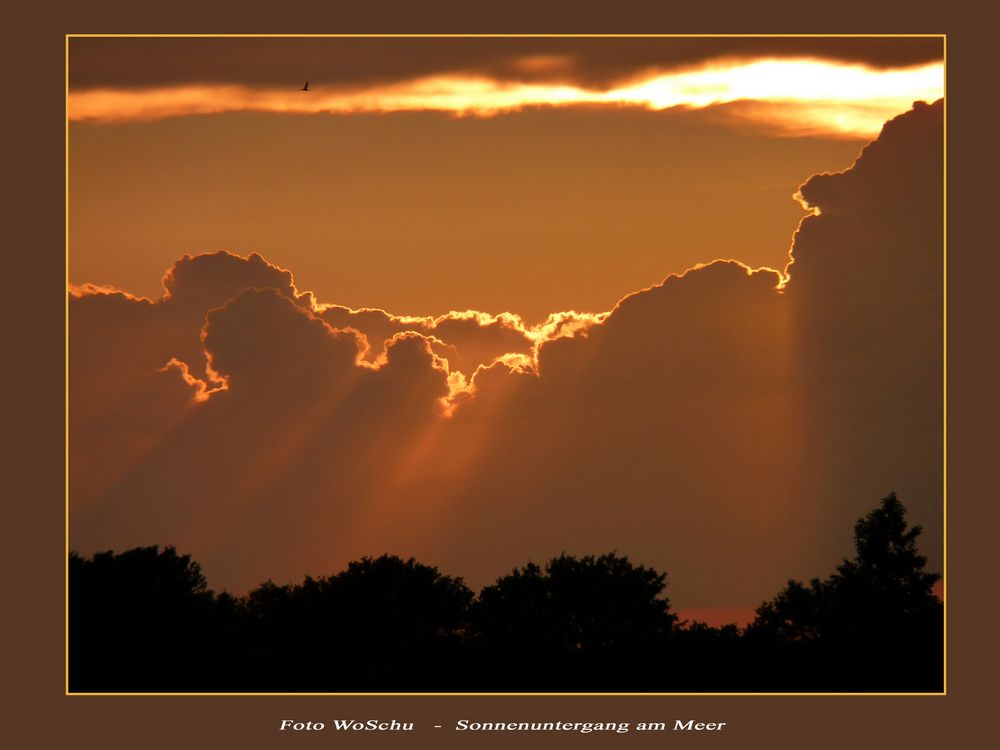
68 37 944 624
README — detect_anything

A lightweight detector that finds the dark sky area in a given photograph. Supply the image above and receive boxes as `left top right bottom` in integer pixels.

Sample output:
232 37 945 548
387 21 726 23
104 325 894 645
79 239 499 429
69 36 943 90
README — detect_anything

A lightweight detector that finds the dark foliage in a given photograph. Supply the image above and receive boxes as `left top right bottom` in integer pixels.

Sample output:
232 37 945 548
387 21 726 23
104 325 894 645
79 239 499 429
237 555 473 691
68 546 232 691
470 553 676 690
69 494 943 692
746 493 943 690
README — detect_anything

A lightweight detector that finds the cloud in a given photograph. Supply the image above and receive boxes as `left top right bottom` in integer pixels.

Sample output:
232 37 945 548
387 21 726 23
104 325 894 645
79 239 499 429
69 37 943 92
67 245 592 511
69 251 313 507
69 101 943 611
70 250 310 381
316 304 603 376
68 59 942 139
203 287 362 390
779 99 944 571
432 260 799 605
163 249 311 309
67 38 943 137
72 285 456 590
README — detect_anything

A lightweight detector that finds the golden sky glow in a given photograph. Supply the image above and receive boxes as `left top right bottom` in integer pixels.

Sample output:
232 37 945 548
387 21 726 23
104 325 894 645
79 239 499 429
68 58 943 138
70 104 866 321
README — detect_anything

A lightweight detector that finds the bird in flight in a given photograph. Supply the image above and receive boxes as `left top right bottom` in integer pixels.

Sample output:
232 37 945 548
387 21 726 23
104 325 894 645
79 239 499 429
300 81 310 92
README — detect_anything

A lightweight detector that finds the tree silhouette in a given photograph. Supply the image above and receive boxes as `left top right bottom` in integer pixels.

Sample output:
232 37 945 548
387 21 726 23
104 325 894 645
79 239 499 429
69 546 226 691
240 554 473 691
668 620 747 691
747 493 943 690
471 553 676 690
68 494 942 692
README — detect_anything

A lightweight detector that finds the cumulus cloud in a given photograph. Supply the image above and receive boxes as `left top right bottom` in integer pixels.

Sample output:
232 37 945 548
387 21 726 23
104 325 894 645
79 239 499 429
70 252 312 506
69 101 943 610
431 260 800 605
316 303 602 375
780 99 944 570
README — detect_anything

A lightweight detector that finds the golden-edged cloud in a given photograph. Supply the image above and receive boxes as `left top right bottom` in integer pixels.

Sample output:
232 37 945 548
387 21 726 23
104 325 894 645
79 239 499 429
69 59 943 138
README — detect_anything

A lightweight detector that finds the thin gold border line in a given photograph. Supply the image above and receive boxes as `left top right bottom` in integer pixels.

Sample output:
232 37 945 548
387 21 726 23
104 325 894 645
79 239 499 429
64 32 71 698
66 32 947 39
64 32 947 699
65 33 946 37
941 32 948 697
68 691 946 697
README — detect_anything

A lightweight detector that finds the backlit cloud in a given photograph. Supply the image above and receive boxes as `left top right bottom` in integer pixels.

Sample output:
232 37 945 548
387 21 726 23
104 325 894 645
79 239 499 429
317 303 605 374
69 58 943 138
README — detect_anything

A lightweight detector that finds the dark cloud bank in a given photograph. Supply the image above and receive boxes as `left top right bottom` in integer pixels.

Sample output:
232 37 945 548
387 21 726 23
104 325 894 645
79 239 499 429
69 100 943 610
69 37 943 92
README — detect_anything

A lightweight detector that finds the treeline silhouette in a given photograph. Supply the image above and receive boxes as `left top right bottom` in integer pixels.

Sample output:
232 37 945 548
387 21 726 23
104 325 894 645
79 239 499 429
69 493 942 692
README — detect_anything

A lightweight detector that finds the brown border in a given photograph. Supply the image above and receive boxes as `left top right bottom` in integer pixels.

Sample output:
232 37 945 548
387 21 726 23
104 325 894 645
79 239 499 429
12 3 990 748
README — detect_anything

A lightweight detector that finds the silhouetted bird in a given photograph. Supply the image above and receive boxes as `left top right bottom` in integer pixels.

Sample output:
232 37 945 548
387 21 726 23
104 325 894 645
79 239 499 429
300 81 310 92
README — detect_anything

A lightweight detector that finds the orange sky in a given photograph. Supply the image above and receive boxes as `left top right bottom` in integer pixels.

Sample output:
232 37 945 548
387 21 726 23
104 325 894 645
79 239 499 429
68 39 943 614
68 37 942 322
70 108 868 322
